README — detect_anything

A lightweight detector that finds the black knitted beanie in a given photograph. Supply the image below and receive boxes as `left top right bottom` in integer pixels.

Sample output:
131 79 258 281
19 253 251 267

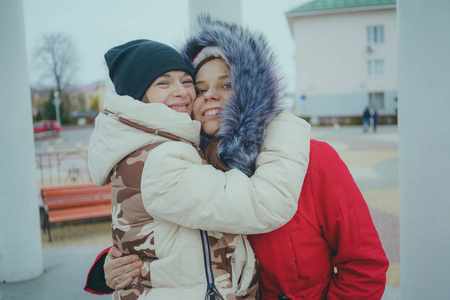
105 39 193 101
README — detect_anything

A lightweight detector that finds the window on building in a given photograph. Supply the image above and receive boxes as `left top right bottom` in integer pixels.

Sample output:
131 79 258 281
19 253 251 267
368 59 384 76
367 25 385 44
369 92 385 109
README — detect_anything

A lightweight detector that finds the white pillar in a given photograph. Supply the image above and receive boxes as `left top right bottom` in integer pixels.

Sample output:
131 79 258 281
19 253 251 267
188 0 242 26
0 0 43 282
398 0 450 298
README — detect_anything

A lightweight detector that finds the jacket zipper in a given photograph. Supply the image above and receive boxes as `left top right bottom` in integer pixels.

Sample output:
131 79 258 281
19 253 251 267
200 230 224 300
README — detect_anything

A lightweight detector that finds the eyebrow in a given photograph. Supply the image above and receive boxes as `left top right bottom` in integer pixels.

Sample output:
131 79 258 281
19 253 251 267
195 74 229 85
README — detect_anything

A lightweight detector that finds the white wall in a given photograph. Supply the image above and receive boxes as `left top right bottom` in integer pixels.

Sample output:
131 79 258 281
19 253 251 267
289 7 397 117
398 0 450 298
0 0 43 282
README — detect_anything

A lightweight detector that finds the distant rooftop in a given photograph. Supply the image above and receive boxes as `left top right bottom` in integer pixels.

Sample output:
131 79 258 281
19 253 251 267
287 0 396 15
71 82 105 93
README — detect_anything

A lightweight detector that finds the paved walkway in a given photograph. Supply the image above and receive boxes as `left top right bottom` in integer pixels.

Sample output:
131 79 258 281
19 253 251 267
0 245 399 300
0 246 111 300
1 124 401 299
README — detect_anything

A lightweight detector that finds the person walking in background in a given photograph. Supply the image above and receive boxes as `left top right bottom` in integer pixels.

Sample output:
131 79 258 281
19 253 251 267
372 107 378 132
363 106 371 132
85 16 388 300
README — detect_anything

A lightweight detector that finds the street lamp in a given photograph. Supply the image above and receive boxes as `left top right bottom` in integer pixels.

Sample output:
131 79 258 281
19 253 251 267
53 91 61 125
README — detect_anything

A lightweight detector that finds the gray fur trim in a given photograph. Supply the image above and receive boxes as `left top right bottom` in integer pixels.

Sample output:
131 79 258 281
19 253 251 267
182 15 284 176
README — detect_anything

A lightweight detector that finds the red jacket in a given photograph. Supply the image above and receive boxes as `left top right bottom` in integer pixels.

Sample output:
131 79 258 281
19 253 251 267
85 140 388 299
248 140 389 300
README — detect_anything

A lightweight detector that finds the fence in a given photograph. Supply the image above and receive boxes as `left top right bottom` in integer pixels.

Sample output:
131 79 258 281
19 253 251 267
35 149 92 191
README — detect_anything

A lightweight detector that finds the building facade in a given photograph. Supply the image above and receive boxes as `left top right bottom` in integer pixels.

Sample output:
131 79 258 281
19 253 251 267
287 0 397 125
31 82 105 124
67 82 105 123
67 82 105 112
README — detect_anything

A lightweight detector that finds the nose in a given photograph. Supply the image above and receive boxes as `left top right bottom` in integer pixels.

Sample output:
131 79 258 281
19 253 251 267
204 88 220 101
172 82 188 98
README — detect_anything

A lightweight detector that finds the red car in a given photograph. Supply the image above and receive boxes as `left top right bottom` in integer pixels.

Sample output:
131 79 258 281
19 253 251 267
33 120 61 134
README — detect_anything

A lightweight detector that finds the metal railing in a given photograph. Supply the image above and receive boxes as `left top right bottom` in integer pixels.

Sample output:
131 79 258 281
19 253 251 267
35 148 92 190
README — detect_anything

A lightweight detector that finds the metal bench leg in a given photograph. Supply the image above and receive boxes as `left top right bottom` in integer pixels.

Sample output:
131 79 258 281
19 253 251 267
43 212 52 242
40 207 45 230
48 221 52 242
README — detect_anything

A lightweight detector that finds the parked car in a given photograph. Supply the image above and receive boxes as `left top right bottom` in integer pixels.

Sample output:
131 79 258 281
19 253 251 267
33 120 61 134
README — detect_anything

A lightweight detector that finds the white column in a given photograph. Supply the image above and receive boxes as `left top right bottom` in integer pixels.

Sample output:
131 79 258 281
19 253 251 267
0 0 43 282
188 0 242 26
398 0 450 298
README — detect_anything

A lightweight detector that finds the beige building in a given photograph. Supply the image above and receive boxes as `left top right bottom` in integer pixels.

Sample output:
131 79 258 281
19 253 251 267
67 82 105 123
287 0 397 124
67 82 105 112
31 82 105 124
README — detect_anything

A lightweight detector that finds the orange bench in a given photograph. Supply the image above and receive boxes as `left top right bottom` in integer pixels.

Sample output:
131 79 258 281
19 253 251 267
41 183 112 241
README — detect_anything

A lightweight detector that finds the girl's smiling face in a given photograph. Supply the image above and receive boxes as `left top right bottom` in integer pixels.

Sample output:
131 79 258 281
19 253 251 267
193 58 233 136
142 71 196 115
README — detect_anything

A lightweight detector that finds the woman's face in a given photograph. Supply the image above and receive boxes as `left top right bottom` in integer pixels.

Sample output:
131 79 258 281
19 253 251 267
193 58 233 136
143 71 196 115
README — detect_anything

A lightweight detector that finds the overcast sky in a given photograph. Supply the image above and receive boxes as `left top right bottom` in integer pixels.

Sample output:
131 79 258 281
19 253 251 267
23 0 309 94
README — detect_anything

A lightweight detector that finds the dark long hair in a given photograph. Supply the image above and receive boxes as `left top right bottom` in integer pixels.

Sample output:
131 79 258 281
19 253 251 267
204 136 230 172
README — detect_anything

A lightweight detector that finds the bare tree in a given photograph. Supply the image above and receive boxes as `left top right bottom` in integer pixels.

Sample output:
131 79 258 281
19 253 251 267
33 33 79 111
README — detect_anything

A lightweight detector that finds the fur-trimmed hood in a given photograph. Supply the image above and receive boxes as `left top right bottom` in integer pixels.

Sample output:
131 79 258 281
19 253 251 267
181 15 284 176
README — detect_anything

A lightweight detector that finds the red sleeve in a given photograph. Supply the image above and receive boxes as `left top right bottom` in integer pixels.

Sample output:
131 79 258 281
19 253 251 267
312 142 389 300
84 246 114 295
